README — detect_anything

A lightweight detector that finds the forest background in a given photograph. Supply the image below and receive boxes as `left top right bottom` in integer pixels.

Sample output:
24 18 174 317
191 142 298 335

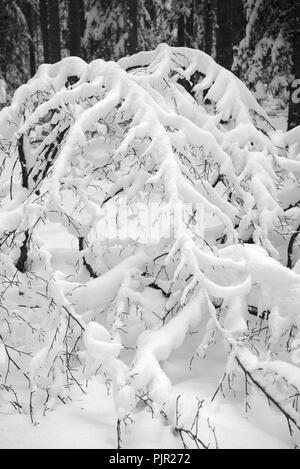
0 0 299 130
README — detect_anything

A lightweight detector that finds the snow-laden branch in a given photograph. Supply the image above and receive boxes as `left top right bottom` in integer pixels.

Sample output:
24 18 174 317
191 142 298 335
1 44 300 446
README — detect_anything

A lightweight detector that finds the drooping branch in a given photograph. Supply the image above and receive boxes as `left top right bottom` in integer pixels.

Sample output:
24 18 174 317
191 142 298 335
78 237 97 279
287 222 300 269
30 125 70 187
15 230 29 273
236 355 300 435
17 134 29 189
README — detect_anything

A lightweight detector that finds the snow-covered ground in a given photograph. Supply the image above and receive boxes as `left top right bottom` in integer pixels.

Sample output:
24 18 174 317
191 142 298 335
0 216 293 449
0 215 292 449
0 346 292 449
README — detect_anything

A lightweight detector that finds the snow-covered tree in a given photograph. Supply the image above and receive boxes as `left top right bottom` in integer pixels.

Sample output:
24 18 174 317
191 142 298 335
83 0 126 61
233 0 299 113
83 0 208 62
1 44 300 447
0 0 39 99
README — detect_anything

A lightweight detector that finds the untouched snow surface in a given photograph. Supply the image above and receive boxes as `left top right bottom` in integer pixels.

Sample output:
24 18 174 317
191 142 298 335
0 346 291 449
0 219 291 449
0 224 292 449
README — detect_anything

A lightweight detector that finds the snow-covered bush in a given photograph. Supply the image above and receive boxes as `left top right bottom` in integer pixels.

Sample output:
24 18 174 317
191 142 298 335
1 44 300 447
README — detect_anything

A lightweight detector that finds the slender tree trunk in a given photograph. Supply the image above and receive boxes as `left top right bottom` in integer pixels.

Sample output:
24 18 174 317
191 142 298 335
25 2 37 76
232 0 244 50
216 0 243 70
69 0 81 56
48 0 61 63
204 0 213 55
217 0 231 68
79 0 86 38
177 13 185 47
185 0 194 48
288 30 300 130
125 0 138 55
177 0 194 47
39 0 50 63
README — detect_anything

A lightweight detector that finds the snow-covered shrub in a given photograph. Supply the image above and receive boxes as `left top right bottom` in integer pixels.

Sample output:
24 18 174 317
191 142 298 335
1 44 300 447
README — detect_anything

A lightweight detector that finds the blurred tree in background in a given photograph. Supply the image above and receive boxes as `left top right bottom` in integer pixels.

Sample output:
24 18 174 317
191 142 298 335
0 0 299 128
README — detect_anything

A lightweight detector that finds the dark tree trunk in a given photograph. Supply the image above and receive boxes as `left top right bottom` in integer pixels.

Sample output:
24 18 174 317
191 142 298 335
216 0 243 70
204 0 213 55
69 0 81 57
288 30 300 130
79 0 86 38
39 0 50 63
48 0 61 63
0 5 8 79
125 0 138 55
232 0 244 50
185 0 194 48
25 2 37 76
177 0 194 47
177 13 185 46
